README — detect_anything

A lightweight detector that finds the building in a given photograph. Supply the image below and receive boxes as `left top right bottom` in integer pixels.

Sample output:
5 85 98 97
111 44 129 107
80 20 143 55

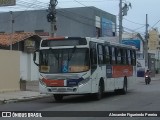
0 7 116 38
0 32 41 82
0 7 117 81
122 33 146 76
148 28 160 50
148 28 160 73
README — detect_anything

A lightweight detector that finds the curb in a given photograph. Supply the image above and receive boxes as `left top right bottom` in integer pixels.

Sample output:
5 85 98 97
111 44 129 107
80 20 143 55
0 95 51 105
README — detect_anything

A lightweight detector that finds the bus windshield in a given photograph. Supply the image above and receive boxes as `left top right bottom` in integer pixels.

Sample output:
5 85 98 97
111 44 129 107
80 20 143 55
39 48 90 73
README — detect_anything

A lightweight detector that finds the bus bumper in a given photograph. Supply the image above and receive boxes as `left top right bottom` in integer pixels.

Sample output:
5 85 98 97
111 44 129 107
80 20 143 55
39 81 92 95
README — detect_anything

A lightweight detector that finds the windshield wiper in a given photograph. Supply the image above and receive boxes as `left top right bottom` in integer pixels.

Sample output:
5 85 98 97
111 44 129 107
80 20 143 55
68 46 77 61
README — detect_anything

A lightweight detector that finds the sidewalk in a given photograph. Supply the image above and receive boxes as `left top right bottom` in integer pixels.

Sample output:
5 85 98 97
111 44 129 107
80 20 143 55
0 91 51 105
0 74 159 105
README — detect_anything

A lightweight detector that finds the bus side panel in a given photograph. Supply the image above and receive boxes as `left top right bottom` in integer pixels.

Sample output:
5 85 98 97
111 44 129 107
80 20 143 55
127 66 137 90
112 65 133 78
105 78 115 91
105 65 115 91
91 70 99 93
91 66 106 93
113 65 133 90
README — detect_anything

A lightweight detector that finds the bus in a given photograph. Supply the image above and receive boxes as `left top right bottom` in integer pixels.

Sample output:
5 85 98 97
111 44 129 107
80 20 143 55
33 37 137 101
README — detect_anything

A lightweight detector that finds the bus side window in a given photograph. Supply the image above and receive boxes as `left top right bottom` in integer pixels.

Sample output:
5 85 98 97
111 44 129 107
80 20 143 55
98 44 104 65
105 46 110 64
133 50 136 65
116 48 121 64
90 42 97 69
131 50 136 66
127 49 131 65
111 47 116 65
121 48 127 65
123 49 127 65
109 46 112 64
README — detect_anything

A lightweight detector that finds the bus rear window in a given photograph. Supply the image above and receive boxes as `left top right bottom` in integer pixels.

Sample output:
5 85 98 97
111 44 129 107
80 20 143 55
41 38 87 47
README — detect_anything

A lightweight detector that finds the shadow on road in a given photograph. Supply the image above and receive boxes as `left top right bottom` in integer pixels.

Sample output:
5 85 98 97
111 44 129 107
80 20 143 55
47 91 133 104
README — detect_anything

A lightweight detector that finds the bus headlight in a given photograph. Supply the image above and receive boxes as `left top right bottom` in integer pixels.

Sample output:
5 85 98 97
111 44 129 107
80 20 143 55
78 77 90 86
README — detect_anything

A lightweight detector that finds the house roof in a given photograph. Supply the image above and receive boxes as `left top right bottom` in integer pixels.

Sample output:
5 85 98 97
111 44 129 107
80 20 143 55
0 32 41 46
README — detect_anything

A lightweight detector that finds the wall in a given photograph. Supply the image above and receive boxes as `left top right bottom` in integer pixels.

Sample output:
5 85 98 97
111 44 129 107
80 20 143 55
0 7 116 38
0 50 20 92
148 53 155 77
20 52 39 81
148 29 159 50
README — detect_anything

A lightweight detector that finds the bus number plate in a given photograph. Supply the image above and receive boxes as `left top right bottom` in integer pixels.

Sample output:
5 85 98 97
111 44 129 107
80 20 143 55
57 88 66 92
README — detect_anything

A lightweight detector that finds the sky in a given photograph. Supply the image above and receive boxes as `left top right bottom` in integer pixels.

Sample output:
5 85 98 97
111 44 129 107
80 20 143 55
0 0 160 37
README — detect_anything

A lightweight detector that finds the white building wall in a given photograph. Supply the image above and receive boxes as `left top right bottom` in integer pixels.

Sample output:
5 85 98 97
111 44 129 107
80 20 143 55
20 52 39 81
30 53 39 80
20 52 28 80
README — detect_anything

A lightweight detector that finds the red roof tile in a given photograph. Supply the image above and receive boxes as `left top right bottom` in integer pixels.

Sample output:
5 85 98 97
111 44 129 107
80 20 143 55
0 32 40 46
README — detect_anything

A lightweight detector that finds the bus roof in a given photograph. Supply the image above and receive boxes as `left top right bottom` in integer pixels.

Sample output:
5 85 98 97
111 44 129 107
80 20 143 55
42 37 137 50
89 37 136 50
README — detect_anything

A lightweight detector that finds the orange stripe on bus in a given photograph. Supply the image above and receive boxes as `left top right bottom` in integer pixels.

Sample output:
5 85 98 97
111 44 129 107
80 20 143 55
112 65 133 78
43 79 64 86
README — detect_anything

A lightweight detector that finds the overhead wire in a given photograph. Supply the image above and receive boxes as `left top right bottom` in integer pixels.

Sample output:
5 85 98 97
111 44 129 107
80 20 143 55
123 18 145 25
151 19 160 28
0 0 147 35
73 0 146 35
0 0 40 24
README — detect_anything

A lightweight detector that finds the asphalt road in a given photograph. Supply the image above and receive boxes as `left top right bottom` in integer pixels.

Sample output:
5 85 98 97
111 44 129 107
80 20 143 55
0 78 160 120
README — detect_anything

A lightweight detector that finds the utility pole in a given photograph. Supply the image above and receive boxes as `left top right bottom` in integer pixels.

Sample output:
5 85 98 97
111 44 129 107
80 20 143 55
119 0 131 43
10 11 14 50
119 0 123 43
47 0 58 37
145 14 149 68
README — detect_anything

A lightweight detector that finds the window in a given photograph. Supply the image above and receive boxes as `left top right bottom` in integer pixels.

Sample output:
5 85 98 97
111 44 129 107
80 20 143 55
111 47 116 65
96 27 101 37
131 50 136 66
119 48 127 65
98 44 104 64
127 49 131 65
15 30 24 33
123 49 127 65
105 46 111 64
0 32 5 34
90 42 97 68
35 30 44 33
116 48 121 64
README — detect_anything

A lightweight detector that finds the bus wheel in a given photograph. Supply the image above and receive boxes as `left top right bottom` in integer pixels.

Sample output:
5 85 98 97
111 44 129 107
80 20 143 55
121 77 127 94
95 81 103 100
54 94 63 101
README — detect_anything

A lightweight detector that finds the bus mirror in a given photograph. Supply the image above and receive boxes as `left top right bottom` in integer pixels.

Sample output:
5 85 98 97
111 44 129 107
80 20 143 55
33 50 39 66
33 52 36 61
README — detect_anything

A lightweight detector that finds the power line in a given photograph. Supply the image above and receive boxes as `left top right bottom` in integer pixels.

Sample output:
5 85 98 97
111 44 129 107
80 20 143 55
24 0 147 34
151 19 160 28
133 25 145 31
0 0 145 36
124 18 145 25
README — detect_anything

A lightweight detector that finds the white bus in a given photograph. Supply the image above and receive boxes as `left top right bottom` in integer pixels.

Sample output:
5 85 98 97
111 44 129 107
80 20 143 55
33 37 137 101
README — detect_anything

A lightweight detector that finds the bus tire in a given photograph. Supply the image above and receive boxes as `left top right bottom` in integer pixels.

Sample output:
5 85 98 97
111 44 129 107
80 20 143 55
94 80 104 100
121 77 128 94
54 94 63 101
